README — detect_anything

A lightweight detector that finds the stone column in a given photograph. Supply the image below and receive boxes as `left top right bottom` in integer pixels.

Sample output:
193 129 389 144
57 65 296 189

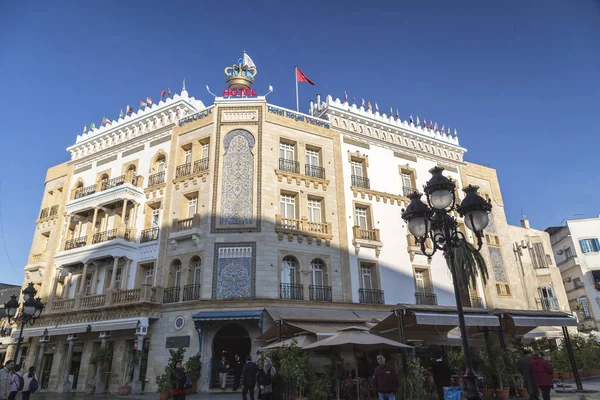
79 263 89 295
91 265 99 295
63 273 72 299
36 340 47 371
121 259 132 290
131 335 144 394
133 203 139 226
110 256 120 289
60 339 76 393
52 269 60 297
89 208 99 241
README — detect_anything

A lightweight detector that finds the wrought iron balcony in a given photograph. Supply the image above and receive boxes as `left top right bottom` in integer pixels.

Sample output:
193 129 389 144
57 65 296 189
74 184 96 199
415 292 438 305
64 236 87 250
305 164 325 179
193 158 209 173
183 284 200 301
279 158 300 174
280 283 303 300
148 171 166 187
140 227 160 243
163 286 181 303
351 175 370 189
536 297 560 311
402 185 416 197
359 289 385 304
309 285 332 302
92 229 118 244
176 163 192 178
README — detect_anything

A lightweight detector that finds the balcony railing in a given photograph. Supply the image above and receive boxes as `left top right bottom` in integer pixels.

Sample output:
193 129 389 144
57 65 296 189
280 283 303 300
306 221 330 235
64 236 87 250
278 216 301 231
163 286 181 303
193 158 209 173
176 163 192 178
183 284 201 301
279 158 300 174
101 174 136 191
470 296 484 308
536 297 560 311
39 208 49 219
359 289 385 304
351 175 370 189
74 184 96 199
148 171 166 187
174 217 194 231
52 298 75 311
112 288 141 305
415 292 438 305
305 164 325 179
81 294 106 308
141 227 160 243
309 285 332 302
353 226 380 241
557 255 576 267
92 229 118 244
402 186 416 197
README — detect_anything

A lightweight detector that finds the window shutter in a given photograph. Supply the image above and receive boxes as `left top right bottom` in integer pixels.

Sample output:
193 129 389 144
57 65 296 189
594 239 600 252
580 239 590 253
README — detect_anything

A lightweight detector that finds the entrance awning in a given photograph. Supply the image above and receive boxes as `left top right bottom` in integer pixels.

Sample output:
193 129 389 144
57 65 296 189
192 310 264 321
412 311 499 327
504 315 577 327
16 316 148 338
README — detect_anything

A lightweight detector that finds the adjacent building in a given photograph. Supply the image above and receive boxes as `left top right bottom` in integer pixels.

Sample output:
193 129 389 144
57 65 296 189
4 57 574 393
547 218 600 332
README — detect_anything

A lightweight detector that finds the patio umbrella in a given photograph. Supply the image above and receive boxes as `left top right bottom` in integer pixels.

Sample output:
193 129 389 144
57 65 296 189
259 334 316 351
303 327 412 400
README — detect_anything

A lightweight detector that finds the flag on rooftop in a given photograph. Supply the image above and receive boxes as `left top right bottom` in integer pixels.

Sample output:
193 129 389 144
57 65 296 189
361 98 366 108
396 109 399 120
119 109 124 118
161 90 166 99
140 99 147 108
423 117 427 128
344 91 348 103
368 100 372 111
83 125 87 134
243 51 256 68
168 88 172 97
127 105 134 114
375 102 379 112
90 122 96 130
296 67 315 85
102 116 111 126
434 122 438 132
416 116 420 126
409 114 414 124
441 123 445 133
146 97 153 105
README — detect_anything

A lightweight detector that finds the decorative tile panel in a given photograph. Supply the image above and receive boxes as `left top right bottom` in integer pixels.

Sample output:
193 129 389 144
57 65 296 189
219 130 255 225
485 212 497 233
488 246 507 282
213 243 256 300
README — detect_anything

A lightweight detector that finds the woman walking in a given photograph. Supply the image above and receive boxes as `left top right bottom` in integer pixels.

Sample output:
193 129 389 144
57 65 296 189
171 361 187 400
7 364 21 400
529 353 554 400
257 357 276 400
22 367 38 400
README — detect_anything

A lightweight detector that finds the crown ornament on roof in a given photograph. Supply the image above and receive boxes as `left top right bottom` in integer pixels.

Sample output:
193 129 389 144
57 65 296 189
224 54 257 90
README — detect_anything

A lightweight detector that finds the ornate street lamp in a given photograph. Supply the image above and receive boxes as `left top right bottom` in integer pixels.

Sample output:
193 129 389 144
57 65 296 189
402 167 491 400
4 283 45 363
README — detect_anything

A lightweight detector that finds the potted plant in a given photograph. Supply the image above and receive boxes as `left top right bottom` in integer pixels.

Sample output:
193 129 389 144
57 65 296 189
119 348 138 395
88 346 113 394
274 341 311 400
156 374 171 400
308 373 330 400
184 354 201 393
482 346 510 400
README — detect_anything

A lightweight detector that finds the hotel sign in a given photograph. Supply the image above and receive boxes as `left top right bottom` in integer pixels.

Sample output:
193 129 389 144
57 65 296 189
267 106 330 129
179 108 213 126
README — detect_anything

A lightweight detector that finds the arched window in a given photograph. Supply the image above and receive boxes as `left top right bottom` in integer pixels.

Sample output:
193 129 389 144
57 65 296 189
98 173 109 190
155 155 166 173
281 256 298 285
73 181 84 199
310 258 326 287
190 256 202 286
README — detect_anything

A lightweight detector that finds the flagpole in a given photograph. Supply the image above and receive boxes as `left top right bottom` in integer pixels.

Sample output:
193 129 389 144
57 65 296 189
295 66 299 112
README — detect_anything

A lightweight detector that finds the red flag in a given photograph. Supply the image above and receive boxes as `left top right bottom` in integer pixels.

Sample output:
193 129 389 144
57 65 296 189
102 116 111 126
146 97 153 105
296 67 315 85
127 105 134 114
161 90 166 98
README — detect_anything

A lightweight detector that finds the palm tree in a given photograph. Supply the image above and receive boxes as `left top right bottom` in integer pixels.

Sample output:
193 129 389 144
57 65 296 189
452 241 489 306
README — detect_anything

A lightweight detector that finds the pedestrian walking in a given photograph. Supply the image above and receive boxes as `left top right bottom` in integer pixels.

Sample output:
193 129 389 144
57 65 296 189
431 354 452 400
0 361 14 400
241 355 259 400
519 350 538 400
373 354 399 400
171 361 188 400
22 366 38 400
256 357 276 400
7 364 22 400
218 356 230 390
529 353 554 400
232 354 243 391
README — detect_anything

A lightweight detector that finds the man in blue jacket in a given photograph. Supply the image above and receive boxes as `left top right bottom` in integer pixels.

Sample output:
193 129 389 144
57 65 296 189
241 355 259 400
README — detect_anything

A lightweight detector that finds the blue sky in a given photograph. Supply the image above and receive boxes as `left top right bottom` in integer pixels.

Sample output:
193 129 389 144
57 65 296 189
0 1 598 285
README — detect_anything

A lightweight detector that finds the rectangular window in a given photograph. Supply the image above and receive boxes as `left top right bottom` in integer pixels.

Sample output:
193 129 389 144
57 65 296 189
194 265 201 286
184 149 192 164
360 265 373 290
531 242 548 269
201 143 210 159
85 275 92 296
152 208 160 228
580 238 600 253
174 265 182 288
145 267 154 286
306 149 320 167
280 194 296 219
187 196 198 218
496 283 511 296
350 160 364 177
355 206 369 229
564 247 573 259
307 199 322 223
414 271 425 293
573 277 583 289
114 268 122 289
279 142 295 161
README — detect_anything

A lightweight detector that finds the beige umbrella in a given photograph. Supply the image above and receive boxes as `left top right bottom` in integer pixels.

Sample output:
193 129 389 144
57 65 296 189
259 334 316 351
303 327 412 400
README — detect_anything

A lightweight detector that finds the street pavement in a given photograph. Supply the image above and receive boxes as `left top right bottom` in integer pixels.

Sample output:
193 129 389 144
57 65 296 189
27 379 600 400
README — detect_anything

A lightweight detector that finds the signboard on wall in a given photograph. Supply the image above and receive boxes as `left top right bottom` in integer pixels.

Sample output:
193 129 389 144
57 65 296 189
166 336 191 348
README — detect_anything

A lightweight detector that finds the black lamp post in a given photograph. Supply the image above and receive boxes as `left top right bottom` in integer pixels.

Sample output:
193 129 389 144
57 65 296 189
4 282 45 363
402 167 491 400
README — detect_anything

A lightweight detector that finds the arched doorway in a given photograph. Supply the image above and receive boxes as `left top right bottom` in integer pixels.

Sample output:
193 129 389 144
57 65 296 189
211 323 251 388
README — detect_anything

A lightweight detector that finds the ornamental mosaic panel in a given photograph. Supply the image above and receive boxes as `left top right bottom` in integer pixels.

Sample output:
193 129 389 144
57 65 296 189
220 130 255 225
214 245 254 299
485 212 497 233
488 246 507 282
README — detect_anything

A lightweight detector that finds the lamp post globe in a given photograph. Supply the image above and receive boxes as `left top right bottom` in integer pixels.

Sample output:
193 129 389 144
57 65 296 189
457 185 492 235
22 282 36 302
33 297 44 318
424 167 456 210
402 192 432 239
4 295 18 320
